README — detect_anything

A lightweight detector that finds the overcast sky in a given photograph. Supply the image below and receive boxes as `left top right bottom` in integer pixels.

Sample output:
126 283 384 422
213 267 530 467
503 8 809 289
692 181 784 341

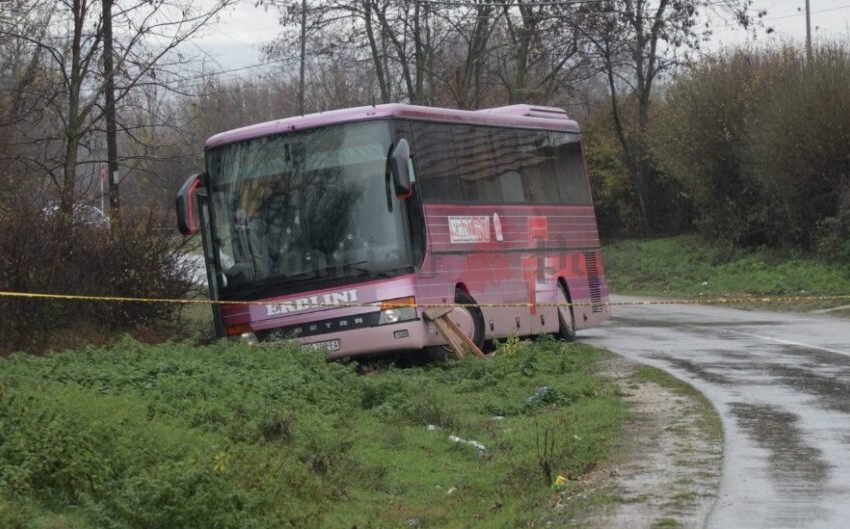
189 0 850 81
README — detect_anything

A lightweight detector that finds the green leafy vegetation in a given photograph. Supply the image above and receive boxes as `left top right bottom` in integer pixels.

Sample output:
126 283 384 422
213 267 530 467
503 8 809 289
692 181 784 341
0 336 623 528
603 236 850 298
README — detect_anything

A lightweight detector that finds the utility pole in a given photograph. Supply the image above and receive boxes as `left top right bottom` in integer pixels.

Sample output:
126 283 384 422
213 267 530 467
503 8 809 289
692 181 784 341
298 0 307 115
103 0 120 214
805 0 813 63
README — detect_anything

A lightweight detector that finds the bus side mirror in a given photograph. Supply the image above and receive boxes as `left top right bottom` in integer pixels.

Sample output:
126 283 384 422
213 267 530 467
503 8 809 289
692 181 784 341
176 173 203 235
389 139 413 199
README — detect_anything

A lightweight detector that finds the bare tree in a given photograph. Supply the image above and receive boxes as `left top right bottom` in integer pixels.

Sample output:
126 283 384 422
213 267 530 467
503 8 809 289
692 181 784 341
0 1 59 207
574 0 754 231
431 0 498 109
487 0 593 105
0 0 233 216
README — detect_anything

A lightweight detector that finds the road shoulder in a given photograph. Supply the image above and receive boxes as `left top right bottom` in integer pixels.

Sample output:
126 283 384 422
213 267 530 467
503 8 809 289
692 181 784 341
551 354 723 529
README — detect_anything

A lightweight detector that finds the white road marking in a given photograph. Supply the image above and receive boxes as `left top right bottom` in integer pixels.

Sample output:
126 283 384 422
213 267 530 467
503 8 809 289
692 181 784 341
738 332 850 357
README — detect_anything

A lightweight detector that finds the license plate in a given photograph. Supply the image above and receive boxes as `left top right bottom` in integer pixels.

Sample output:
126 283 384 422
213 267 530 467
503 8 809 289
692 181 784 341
302 339 340 352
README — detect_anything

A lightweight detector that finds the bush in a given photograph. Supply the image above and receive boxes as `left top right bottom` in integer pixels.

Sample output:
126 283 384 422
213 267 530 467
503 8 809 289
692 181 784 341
0 200 194 354
746 44 850 249
651 49 778 245
583 105 644 237
0 338 623 528
583 97 694 238
653 43 850 250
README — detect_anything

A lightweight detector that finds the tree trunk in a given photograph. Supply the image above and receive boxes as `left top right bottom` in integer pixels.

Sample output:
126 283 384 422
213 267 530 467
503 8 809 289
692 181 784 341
510 7 532 103
363 2 390 103
103 0 120 215
61 0 86 217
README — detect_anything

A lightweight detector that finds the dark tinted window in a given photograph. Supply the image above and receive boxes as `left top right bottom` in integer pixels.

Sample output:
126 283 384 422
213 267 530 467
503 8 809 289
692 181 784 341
455 125 503 202
403 121 458 200
401 121 591 204
552 133 591 204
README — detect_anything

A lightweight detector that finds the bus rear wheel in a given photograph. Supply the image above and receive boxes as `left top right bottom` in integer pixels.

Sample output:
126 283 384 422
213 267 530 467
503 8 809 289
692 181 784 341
426 289 485 360
557 283 576 342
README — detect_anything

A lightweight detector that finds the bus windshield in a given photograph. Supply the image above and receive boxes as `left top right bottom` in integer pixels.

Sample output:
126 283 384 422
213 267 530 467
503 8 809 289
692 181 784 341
206 120 413 296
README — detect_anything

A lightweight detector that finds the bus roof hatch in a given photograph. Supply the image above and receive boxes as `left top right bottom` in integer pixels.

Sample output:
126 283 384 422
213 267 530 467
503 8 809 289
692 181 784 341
477 104 569 121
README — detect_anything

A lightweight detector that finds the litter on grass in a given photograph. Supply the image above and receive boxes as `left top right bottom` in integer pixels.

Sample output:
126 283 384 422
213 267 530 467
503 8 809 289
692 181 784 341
448 434 486 452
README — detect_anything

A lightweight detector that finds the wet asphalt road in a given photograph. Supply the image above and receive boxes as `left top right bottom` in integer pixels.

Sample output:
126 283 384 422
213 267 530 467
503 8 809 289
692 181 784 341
582 296 850 529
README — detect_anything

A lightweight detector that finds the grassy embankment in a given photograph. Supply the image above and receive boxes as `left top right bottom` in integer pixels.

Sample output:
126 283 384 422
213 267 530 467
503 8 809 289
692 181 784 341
0 337 623 529
603 236 850 307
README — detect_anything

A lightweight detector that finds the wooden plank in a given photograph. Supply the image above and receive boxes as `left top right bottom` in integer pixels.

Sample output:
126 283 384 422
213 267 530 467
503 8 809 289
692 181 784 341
423 307 486 360
430 317 465 359
423 307 453 321
441 316 486 359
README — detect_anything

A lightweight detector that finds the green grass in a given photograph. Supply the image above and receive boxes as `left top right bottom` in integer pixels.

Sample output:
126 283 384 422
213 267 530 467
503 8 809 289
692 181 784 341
603 236 850 299
0 336 624 529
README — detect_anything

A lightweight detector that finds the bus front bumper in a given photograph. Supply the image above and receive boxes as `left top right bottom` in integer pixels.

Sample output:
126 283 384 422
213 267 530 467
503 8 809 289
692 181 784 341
297 319 433 359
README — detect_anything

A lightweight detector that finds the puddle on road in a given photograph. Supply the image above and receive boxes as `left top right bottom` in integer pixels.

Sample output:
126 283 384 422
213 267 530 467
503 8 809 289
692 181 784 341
763 363 850 414
728 402 830 496
714 349 754 361
775 344 850 369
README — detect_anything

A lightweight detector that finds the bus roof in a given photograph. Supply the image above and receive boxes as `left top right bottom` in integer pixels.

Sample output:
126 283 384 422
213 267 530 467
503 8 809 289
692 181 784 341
205 103 580 149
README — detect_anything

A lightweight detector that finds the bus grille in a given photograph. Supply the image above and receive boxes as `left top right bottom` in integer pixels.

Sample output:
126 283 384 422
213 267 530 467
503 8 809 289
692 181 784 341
585 252 604 313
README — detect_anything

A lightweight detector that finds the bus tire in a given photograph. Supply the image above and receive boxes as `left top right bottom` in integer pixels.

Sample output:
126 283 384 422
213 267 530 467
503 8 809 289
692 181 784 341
455 289 485 350
425 289 485 361
557 282 576 342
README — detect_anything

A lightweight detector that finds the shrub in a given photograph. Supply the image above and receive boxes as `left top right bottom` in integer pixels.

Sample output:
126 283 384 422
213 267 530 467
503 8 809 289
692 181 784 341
653 43 850 250
0 338 623 528
0 381 325 528
583 106 644 237
651 48 778 245
746 44 850 249
584 97 693 238
0 200 194 354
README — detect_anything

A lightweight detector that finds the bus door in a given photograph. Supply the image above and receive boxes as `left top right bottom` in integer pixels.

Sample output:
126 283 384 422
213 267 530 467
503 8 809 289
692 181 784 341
196 187 225 337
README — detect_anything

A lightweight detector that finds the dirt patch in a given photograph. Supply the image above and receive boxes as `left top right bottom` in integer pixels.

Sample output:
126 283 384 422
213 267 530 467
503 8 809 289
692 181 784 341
549 355 723 528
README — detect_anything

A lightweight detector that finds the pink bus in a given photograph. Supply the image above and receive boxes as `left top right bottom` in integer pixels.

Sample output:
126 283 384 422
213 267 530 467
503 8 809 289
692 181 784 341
176 104 609 358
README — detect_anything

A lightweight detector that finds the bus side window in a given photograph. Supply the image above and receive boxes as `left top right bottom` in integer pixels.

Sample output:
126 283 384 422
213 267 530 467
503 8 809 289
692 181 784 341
522 147 560 203
456 126 502 202
411 122 459 201
552 134 592 205
499 170 524 201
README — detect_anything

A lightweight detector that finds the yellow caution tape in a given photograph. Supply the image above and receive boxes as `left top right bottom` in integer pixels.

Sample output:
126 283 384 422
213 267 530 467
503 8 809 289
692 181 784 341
1 290 849 309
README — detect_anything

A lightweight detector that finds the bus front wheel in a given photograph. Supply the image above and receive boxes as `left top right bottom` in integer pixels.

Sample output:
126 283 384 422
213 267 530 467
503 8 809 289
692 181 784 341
557 283 576 342
454 289 485 350
426 289 485 360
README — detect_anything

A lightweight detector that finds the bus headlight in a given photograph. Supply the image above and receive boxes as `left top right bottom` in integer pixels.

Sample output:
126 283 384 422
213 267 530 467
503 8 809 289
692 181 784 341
378 297 417 325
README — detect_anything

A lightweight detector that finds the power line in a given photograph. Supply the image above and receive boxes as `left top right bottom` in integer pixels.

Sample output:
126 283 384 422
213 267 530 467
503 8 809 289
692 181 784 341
406 0 612 6
708 3 850 29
